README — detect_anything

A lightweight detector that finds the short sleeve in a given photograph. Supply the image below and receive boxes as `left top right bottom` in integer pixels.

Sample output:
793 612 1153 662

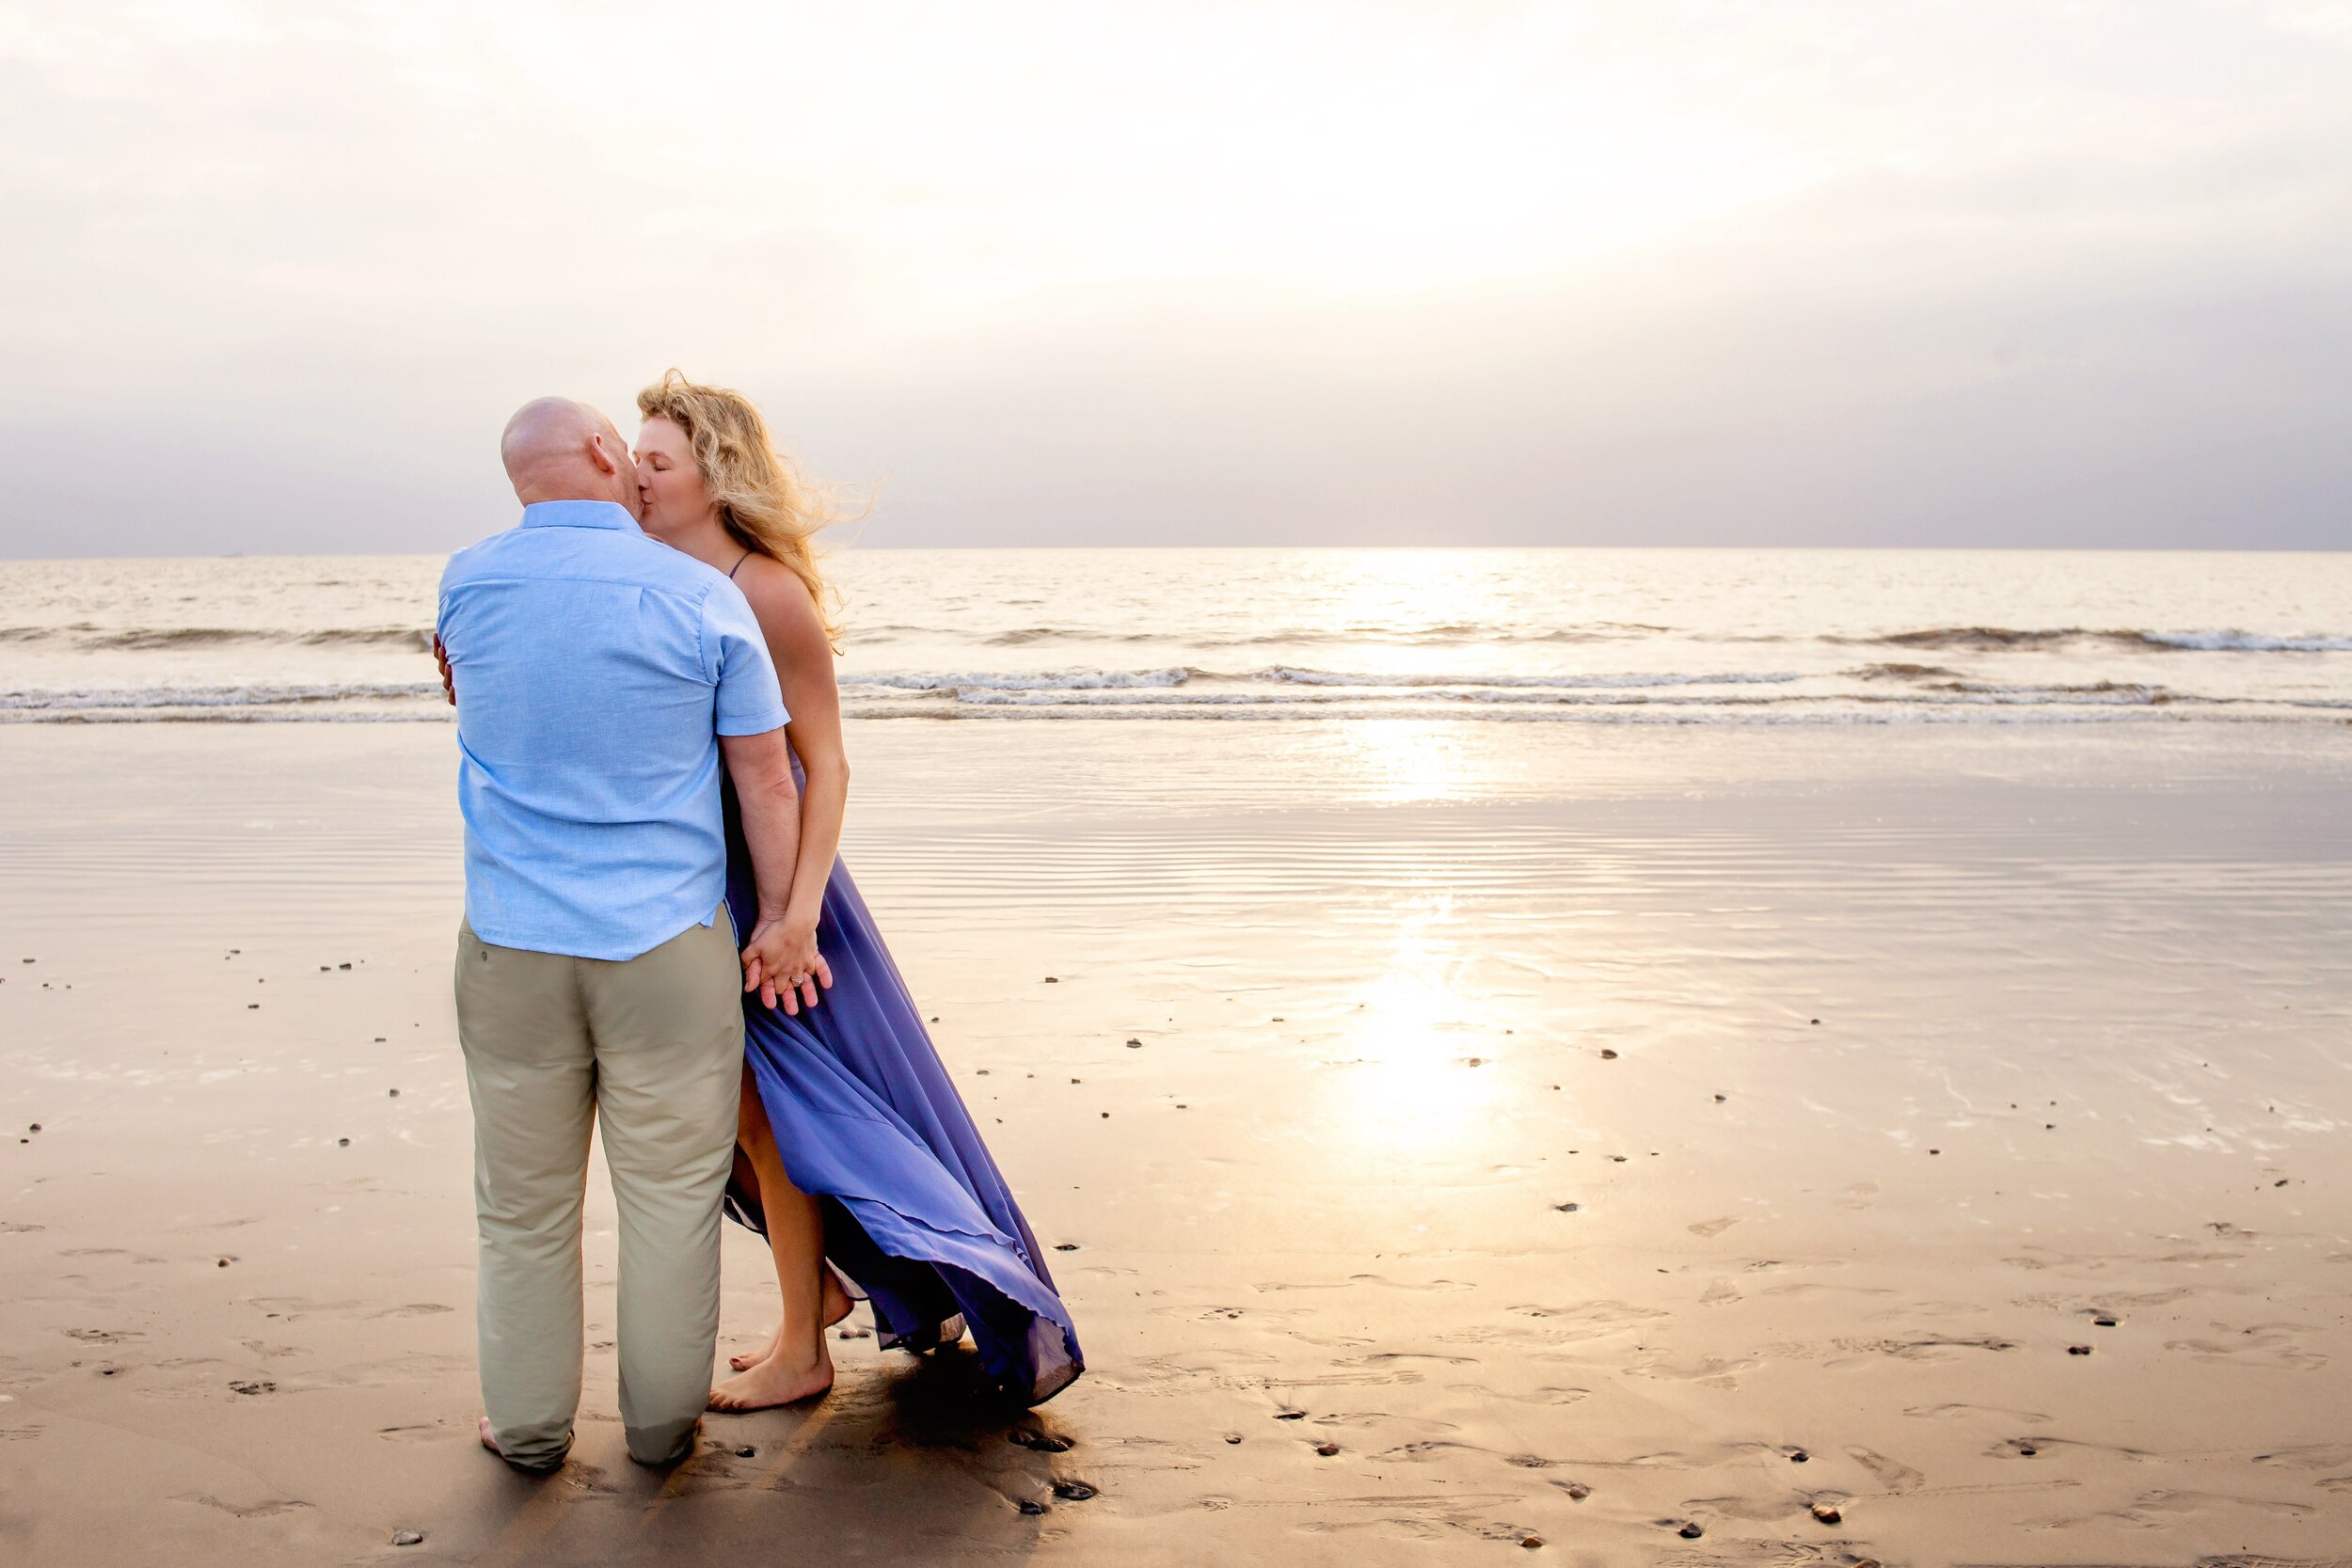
702 582 789 736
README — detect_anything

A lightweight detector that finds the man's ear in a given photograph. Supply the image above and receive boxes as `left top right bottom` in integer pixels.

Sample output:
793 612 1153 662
587 431 624 476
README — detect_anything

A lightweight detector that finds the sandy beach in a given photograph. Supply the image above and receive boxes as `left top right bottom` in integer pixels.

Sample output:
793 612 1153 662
6 716 2352 1565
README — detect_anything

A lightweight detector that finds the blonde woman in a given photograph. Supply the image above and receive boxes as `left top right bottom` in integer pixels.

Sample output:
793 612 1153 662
629 371 1081 1411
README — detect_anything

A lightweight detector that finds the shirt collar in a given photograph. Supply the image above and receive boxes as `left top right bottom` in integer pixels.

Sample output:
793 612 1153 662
519 499 643 533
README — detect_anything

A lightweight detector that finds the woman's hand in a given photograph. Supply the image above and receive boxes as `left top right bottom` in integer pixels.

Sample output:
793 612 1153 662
739 918 833 1015
433 635 455 705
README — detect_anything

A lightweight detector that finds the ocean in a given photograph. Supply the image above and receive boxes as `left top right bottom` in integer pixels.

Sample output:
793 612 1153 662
2 546 2348 725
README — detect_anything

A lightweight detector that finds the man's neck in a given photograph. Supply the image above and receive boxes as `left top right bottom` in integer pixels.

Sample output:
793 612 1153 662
516 486 624 508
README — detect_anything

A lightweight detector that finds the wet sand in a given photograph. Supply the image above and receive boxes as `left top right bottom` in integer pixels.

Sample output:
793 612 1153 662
6 720 2352 1565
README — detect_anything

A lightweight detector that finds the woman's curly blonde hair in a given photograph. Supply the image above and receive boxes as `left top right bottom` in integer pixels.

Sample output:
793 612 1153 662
636 369 863 648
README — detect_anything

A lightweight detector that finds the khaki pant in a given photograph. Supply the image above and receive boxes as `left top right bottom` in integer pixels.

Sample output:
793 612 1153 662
454 907 743 1468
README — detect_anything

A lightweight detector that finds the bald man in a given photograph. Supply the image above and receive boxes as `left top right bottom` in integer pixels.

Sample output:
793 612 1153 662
435 397 808 1470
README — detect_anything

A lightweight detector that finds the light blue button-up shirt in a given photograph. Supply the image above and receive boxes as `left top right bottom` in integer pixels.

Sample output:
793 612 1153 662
437 500 789 960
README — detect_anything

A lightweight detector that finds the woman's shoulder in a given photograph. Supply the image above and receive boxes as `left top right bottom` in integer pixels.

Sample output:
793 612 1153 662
732 553 828 643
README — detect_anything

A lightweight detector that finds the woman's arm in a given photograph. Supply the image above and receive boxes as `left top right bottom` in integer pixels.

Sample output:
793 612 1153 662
736 556 850 964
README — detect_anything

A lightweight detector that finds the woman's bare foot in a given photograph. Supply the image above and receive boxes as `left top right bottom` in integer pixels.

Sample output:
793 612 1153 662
708 1342 834 1412
727 1274 856 1370
728 1321 786 1373
480 1416 500 1454
823 1269 854 1328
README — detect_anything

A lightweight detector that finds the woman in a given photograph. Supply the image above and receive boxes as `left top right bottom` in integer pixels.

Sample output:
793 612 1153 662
629 371 1081 1411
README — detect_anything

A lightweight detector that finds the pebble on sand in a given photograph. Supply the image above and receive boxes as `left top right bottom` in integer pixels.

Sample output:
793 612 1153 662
1598 1048 1617 1059
1552 1201 1580 1212
27 1124 38 1133
2093 1315 2118 1326
735 1445 756 1458
1677 1522 1704 1538
338 1137 350 1147
1050 1480 1095 1501
1563 1482 1590 1499
1016 1498 1046 1515
1314 1442 1339 1456
1519 1535 1542 1549
1809 1501 1843 1524
1788 1449 1809 1462
392 1530 424 1546
1043 976 1057 983
2067 1343 2092 1354
1126 1038 1141 1047
1055 1243 1079 1251
389 1088 399 1097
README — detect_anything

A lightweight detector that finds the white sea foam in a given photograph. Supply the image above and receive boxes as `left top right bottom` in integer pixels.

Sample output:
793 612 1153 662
0 681 442 711
1 552 2346 724
2137 629 2352 652
839 668 1193 691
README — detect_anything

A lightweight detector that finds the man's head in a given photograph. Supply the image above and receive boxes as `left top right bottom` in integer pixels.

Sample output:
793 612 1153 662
500 397 642 516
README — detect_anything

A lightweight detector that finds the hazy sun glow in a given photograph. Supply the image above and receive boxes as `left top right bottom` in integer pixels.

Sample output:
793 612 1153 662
6 2 2350 554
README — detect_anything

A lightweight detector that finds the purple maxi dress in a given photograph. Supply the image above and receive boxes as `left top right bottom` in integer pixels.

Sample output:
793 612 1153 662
718 770 1083 1405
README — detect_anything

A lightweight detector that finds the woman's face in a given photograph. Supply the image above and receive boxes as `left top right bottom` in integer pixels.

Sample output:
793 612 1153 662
634 417 711 540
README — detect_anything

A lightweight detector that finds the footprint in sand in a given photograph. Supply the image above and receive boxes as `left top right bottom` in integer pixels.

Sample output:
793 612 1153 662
1907 1402 2051 1426
2164 1325 2327 1371
1446 1382 1589 1406
1824 1334 2018 1365
377 1424 441 1443
1627 1353 1756 1389
2048 1488 2318 1529
1847 1447 1925 1492
172 1494 311 1518
1685 1216 1739 1237
1698 1279 1741 1307
2252 1442 2352 1470
1757 1280 1894 1300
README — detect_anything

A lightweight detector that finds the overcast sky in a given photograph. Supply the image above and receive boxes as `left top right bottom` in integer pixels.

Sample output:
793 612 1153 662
3 0 2348 555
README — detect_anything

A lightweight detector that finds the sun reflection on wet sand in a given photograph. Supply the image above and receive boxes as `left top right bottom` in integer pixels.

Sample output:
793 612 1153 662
1324 895 1509 1160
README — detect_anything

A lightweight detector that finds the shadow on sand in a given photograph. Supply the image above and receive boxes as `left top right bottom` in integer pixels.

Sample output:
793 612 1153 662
453 1348 1085 1566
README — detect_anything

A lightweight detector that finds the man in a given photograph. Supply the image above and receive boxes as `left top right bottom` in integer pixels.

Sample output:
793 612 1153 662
436 397 806 1470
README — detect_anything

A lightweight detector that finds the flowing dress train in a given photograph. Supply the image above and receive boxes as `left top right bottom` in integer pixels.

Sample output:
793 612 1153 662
718 773 1082 1405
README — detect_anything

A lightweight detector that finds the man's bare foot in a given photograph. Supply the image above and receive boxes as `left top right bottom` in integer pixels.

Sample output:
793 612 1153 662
479 1417 501 1454
727 1275 857 1371
708 1344 834 1412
